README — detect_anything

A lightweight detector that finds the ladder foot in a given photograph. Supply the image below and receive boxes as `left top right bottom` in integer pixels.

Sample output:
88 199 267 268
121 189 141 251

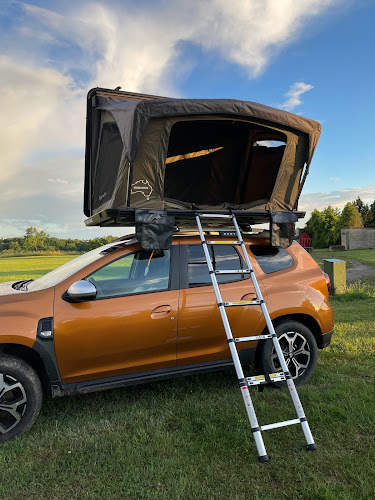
258 454 270 463
306 443 317 451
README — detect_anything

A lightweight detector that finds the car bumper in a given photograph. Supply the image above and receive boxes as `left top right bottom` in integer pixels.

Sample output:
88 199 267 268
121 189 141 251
321 330 334 349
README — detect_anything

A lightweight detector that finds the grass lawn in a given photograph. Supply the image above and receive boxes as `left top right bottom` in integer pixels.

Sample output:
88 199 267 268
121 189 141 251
311 248 375 269
310 248 375 267
0 255 78 283
0 253 374 499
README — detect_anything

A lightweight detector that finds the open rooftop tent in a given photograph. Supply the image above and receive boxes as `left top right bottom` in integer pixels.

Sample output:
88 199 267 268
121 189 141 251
83 88 321 247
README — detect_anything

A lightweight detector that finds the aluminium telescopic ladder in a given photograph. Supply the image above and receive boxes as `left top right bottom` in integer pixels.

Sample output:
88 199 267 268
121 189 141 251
195 213 316 463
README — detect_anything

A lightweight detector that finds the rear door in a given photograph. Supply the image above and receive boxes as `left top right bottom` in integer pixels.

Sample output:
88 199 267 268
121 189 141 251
176 238 265 365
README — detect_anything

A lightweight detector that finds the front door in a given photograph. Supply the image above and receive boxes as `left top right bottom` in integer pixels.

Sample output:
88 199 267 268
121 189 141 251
54 247 179 384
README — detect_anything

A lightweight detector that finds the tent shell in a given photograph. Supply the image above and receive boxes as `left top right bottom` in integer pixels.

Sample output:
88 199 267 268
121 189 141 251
84 88 321 228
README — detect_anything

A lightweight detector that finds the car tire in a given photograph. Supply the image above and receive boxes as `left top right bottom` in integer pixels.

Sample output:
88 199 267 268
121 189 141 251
254 320 318 387
0 355 43 443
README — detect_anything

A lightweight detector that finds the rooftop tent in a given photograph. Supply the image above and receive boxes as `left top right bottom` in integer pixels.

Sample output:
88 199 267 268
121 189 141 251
84 88 321 227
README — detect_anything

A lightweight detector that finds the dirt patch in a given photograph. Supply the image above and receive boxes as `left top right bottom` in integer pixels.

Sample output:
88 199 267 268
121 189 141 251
346 260 375 283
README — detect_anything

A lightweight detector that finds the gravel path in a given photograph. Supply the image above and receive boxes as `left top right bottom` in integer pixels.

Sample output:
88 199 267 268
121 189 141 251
346 260 375 283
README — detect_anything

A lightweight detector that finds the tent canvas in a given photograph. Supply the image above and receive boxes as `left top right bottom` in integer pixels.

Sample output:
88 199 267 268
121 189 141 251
84 88 321 225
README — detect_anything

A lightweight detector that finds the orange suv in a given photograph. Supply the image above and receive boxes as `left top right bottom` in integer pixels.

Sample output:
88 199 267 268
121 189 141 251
0 233 333 442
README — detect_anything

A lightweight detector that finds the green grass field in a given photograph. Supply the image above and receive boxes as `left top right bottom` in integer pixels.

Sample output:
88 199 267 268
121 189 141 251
0 251 374 499
0 255 78 283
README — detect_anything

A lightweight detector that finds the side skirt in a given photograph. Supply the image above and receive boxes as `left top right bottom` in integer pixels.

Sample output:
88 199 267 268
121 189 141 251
53 359 238 398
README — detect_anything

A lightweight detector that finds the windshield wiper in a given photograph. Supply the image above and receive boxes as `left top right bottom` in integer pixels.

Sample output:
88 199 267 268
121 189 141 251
12 279 35 291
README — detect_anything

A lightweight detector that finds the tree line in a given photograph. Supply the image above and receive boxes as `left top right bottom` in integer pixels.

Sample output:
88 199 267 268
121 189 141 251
304 197 375 248
0 227 117 255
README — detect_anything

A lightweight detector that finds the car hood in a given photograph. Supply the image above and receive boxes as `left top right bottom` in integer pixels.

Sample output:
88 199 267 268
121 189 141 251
0 281 25 297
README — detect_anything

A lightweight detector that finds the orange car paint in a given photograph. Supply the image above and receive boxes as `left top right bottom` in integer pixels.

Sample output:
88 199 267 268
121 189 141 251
0 236 333 386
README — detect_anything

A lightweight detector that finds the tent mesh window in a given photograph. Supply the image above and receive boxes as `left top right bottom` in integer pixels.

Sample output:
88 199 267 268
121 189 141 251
163 120 286 207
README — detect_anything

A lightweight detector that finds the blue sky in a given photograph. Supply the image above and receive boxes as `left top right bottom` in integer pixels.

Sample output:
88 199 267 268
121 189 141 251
0 0 374 238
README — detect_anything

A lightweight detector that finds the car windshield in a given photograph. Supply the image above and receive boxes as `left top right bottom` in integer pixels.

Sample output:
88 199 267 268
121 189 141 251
27 241 126 292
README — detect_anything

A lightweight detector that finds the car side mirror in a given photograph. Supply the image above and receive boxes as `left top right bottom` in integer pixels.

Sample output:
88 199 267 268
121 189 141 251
66 280 97 302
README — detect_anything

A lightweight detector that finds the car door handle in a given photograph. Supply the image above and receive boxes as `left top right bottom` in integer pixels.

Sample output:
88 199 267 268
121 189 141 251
151 305 172 319
241 293 257 301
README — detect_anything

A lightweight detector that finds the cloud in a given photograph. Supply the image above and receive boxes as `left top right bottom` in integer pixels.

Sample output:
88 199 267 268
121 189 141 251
329 177 340 181
278 82 314 111
0 55 85 183
48 178 69 184
298 185 375 225
0 0 344 237
22 0 341 91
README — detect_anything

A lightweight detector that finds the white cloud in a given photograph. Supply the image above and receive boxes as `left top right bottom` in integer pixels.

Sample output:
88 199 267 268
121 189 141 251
278 82 314 112
0 55 85 183
48 178 69 184
22 0 341 91
0 0 345 237
298 185 375 226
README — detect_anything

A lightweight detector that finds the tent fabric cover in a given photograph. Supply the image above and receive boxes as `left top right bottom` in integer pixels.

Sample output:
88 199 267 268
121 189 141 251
85 94 321 219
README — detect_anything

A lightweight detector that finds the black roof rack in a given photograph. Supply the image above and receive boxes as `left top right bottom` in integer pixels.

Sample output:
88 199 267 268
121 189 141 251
85 208 304 229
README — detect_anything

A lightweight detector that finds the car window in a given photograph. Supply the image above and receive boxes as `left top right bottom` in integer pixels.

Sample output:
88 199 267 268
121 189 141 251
27 240 130 291
250 245 294 274
187 245 244 286
85 249 171 299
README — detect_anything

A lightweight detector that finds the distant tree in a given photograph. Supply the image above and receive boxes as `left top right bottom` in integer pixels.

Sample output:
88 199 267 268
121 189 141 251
305 206 340 248
88 236 117 250
340 202 363 228
353 197 365 215
9 241 22 253
334 202 363 242
361 205 374 228
370 200 375 222
353 197 374 227
23 227 50 252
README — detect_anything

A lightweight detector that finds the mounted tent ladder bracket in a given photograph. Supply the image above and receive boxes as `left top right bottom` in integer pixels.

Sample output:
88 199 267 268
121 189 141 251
196 212 317 463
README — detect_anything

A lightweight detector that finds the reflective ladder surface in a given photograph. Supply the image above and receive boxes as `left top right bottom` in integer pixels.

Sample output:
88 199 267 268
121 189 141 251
196 213 316 462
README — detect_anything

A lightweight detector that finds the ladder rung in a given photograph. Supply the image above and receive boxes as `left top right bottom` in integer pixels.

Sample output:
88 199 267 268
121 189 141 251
261 419 301 431
206 240 242 245
234 334 272 342
224 301 260 307
246 372 286 386
198 213 233 219
215 269 251 275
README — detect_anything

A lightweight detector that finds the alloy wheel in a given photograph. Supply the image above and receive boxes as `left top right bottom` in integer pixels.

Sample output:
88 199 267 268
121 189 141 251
270 331 311 379
0 373 27 435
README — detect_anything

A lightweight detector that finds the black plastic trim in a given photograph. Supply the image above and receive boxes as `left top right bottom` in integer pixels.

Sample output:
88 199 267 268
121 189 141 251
36 317 54 340
56 359 235 397
33 319 62 385
238 378 247 387
321 330 334 349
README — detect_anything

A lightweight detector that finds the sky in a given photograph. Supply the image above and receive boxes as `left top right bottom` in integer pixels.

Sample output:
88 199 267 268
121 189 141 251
0 0 374 239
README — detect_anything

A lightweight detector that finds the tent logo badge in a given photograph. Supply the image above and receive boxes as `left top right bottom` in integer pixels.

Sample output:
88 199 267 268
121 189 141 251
131 180 153 200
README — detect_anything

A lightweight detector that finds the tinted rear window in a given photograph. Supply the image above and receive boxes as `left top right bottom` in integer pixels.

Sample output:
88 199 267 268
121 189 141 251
250 245 294 274
187 245 245 285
